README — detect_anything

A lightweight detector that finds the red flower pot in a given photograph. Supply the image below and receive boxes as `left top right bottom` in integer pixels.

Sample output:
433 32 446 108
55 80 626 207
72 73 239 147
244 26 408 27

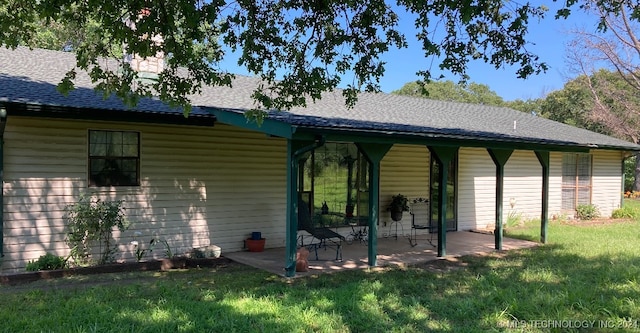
246 238 266 252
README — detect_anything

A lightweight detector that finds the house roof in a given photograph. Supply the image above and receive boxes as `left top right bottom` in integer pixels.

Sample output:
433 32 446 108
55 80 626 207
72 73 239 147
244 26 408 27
0 47 214 125
1 46 639 152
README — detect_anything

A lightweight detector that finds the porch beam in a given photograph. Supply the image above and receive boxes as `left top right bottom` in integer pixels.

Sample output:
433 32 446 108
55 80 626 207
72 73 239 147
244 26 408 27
293 129 592 153
488 149 514 250
208 108 296 139
356 143 393 266
428 146 459 257
535 151 550 244
285 139 324 277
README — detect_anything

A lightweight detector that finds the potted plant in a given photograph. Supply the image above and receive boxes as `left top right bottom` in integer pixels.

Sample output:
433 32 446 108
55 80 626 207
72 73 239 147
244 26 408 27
345 196 355 218
245 232 266 252
388 194 409 221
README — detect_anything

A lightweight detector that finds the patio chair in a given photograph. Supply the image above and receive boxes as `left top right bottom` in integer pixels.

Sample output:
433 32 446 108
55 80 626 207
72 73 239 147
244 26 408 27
408 198 435 247
297 196 344 261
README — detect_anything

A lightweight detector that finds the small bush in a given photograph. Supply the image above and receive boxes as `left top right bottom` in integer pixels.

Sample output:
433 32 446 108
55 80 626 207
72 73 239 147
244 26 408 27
576 204 600 220
26 253 68 271
506 211 524 228
612 205 640 219
64 194 129 266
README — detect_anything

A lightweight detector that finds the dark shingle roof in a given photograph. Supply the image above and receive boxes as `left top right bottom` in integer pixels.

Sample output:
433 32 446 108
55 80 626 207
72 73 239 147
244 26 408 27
0 47 212 118
1 46 639 151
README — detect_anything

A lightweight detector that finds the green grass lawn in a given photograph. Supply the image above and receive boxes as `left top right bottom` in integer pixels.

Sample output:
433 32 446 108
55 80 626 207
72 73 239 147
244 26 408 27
2 220 640 332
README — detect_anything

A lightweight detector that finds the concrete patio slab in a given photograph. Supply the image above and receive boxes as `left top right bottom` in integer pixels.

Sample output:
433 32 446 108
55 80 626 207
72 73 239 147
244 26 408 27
224 231 538 277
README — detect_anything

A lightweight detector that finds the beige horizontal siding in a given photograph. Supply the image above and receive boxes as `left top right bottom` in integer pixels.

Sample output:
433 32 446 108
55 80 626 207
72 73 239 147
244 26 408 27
591 150 624 217
380 145 430 227
458 147 495 230
2 116 287 272
547 152 564 219
503 150 543 222
460 149 563 229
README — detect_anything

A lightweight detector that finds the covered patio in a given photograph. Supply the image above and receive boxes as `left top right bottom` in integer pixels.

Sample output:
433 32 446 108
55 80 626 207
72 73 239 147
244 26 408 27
224 231 538 277
206 91 637 278
212 108 553 278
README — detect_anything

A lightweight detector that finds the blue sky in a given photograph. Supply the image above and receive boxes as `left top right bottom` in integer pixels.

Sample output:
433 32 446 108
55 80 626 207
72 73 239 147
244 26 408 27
376 3 599 101
219 4 600 102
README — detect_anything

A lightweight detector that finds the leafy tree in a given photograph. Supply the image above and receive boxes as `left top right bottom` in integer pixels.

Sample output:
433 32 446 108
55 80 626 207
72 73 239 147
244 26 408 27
564 0 640 190
392 80 505 106
393 80 549 116
506 98 544 115
1 0 578 117
539 70 640 189
537 75 613 134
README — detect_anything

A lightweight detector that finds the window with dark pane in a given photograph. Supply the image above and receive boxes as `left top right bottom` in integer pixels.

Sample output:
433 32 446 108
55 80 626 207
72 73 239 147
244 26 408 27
561 153 592 211
88 130 140 186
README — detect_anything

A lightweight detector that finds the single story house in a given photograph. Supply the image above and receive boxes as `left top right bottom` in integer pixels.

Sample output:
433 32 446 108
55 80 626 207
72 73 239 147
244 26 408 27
1 47 639 276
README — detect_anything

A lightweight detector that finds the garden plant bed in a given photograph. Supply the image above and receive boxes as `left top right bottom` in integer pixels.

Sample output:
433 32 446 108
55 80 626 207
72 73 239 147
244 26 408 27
0 257 232 286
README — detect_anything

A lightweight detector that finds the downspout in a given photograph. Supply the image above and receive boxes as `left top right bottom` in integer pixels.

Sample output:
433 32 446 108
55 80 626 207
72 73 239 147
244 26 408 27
285 136 326 277
0 105 7 259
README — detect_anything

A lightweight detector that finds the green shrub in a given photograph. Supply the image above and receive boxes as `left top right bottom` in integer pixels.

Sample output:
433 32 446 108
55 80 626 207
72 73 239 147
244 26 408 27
576 204 600 220
26 253 67 271
506 210 524 228
612 205 640 219
64 194 129 266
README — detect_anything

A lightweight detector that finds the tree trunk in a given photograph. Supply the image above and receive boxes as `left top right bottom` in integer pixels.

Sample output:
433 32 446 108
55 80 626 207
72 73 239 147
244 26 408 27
634 152 640 192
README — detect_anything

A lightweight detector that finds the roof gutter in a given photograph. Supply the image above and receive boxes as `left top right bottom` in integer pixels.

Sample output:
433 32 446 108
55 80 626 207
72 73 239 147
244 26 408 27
292 125 640 153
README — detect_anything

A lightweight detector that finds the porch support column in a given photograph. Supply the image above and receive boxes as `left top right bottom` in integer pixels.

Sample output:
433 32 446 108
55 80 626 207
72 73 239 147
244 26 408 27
535 151 550 244
487 149 513 250
285 138 324 277
0 106 5 259
428 146 459 257
357 143 392 267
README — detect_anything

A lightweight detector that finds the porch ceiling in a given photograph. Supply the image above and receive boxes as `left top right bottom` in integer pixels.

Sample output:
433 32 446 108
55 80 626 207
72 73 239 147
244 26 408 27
223 231 538 277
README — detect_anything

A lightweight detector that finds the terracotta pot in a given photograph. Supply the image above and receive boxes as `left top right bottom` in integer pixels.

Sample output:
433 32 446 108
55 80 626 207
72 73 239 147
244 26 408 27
246 238 266 252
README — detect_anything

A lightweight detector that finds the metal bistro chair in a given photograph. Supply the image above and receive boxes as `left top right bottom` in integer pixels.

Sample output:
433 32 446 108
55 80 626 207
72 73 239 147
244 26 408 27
408 198 435 247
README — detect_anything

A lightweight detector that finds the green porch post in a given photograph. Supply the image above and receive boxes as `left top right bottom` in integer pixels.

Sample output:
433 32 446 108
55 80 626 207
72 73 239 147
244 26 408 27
428 146 459 257
285 139 323 277
285 140 299 277
357 143 392 266
0 106 6 260
487 149 513 250
535 151 550 244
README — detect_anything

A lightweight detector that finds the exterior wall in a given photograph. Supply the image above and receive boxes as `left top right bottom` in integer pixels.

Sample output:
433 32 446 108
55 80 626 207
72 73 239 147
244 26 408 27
458 147 495 230
502 150 543 223
0 116 627 272
591 150 624 217
548 152 564 219
458 148 580 230
548 150 623 219
2 116 287 272
380 144 430 227
458 148 623 230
